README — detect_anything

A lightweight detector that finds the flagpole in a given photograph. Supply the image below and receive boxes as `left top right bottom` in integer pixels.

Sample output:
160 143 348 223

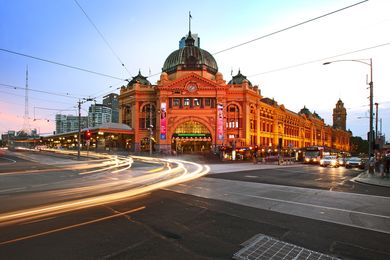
189 11 192 32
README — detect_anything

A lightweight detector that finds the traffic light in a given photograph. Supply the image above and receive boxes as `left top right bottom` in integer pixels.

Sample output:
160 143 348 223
85 131 92 140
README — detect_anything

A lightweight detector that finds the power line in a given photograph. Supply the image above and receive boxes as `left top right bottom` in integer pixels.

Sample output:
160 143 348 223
248 42 390 77
73 0 132 77
0 83 79 99
212 0 368 55
0 48 126 81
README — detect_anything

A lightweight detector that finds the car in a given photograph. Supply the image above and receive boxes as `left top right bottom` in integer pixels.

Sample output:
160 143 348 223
345 157 365 169
337 157 346 166
320 155 339 167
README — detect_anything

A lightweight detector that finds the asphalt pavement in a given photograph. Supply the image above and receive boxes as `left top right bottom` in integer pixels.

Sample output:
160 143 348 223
2 151 390 259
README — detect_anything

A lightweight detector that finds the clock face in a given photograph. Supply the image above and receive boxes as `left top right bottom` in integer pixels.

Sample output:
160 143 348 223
187 84 198 92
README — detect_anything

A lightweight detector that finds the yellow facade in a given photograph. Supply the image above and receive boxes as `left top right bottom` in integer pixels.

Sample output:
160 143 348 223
119 32 351 154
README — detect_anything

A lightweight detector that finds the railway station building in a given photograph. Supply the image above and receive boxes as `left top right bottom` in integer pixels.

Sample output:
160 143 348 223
119 31 351 157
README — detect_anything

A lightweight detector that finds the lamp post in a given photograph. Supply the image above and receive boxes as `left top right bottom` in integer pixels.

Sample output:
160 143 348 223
323 58 374 173
148 125 153 156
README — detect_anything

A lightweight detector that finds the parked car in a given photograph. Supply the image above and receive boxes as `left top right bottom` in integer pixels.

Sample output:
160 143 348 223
320 155 339 167
345 157 365 169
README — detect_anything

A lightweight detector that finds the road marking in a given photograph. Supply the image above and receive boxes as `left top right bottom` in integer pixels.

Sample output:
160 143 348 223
0 157 17 163
168 180 390 234
0 206 145 246
245 175 258 178
225 191 390 220
0 187 27 194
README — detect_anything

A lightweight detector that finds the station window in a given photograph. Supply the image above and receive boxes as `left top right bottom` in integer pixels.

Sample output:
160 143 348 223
205 98 211 106
184 98 190 106
193 98 200 107
173 98 180 107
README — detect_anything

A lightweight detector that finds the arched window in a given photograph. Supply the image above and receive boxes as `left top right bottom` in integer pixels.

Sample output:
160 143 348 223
227 104 239 129
140 103 156 129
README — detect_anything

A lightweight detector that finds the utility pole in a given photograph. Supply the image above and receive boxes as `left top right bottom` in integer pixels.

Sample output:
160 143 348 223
78 99 81 160
375 102 378 140
323 58 374 173
368 58 374 173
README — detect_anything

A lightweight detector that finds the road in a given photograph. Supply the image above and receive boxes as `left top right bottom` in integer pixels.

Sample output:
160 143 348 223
0 151 389 259
208 164 390 196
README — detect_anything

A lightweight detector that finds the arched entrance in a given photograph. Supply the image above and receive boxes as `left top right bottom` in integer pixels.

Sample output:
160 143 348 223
172 121 212 153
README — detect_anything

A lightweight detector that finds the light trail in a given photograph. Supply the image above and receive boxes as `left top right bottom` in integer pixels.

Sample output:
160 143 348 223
0 206 145 246
0 155 209 227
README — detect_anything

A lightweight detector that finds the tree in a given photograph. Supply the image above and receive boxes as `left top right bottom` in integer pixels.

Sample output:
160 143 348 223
350 136 368 155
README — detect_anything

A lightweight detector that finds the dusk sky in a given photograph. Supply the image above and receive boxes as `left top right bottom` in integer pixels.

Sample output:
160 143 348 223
0 0 389 139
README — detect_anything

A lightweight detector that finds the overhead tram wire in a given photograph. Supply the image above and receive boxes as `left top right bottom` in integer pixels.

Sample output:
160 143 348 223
0 83 81 100
74 0 132 77
0 48 125 81
212 0 368 56
248 41 390 77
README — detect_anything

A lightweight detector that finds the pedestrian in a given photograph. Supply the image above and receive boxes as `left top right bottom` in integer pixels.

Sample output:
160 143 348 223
379 159 385 178
253 151 258 164
369 155 375 174
385 156 390 177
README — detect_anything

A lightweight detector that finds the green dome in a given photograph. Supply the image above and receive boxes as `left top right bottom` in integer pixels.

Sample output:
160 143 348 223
162 32 218 75
127 70 151 86
228 70 252 86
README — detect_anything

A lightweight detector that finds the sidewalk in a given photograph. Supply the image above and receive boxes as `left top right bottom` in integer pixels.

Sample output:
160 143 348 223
353 171 390 188
207 161 301 174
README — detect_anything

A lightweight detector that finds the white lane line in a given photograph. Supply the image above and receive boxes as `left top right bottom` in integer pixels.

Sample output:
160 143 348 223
228 191 390 220
0 187 27 194
0 157 17 163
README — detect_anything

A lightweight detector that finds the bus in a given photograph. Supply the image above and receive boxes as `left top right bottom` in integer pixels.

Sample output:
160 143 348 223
304 146 329 164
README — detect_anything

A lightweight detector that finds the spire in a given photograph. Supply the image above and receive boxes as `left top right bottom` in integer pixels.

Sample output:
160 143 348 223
185 31 195 46
185 12 195 46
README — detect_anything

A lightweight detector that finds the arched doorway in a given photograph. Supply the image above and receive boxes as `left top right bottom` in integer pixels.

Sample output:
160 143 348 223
172 121 212 153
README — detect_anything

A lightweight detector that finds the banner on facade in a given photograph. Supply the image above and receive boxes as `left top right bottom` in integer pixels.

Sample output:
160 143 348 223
217 103 223 140
160 102 167 140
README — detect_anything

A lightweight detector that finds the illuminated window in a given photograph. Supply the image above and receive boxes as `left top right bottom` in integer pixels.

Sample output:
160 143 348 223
175 121 209 134
193 98 200 106
173 98 180 107
140 103 156 129
184 98 190 106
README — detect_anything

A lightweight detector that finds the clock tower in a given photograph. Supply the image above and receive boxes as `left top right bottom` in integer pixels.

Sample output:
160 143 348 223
333 99 347 130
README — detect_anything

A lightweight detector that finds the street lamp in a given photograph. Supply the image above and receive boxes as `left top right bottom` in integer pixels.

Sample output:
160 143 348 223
148 124 153 156
323 58 374 173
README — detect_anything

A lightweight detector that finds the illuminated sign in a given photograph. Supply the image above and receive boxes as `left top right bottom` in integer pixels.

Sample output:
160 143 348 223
217 103 223 140
160 102 167 140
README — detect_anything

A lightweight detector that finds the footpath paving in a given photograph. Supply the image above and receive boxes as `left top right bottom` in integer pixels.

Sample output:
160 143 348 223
353 171 390 188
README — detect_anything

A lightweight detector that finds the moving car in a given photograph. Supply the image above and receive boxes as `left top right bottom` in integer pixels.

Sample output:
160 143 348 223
345 157 365 169
338 157 346 166
320 155 339 167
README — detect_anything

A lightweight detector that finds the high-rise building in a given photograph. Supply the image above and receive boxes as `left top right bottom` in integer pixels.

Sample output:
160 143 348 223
103 93 119 123
179 33 200 48
55 114 88 134
88 104 112 127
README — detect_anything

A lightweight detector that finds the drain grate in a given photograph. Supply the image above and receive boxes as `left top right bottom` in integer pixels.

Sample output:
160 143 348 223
233 234 340 260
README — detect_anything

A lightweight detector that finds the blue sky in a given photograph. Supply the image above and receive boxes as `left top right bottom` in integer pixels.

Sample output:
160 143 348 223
1 0 389 139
